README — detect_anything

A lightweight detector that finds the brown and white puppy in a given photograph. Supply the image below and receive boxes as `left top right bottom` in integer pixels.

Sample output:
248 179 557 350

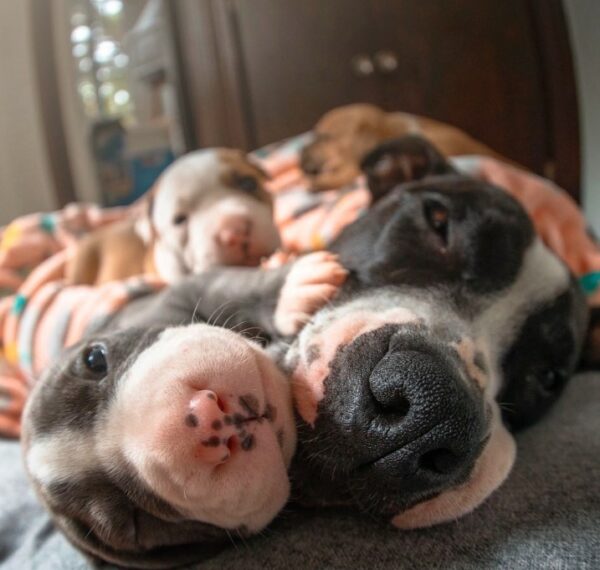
300 103 518 191
22 254 346 568
67 148 280 285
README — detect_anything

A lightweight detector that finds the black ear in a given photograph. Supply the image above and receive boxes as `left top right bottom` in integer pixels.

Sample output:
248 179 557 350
498 282 588 431
361 135 456 202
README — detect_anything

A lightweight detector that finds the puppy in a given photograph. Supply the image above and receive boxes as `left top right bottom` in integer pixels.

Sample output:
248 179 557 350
66 148 281 285
22 253 346 568
286 136 587 527
300 103 517 190
22 137 587 564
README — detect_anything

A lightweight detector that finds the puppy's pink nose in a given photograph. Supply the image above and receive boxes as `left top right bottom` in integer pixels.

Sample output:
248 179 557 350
215 216 250 248
186 390 233 464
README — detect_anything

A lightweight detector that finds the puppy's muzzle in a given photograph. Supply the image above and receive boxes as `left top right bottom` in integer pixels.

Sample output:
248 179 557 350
317 325 487 501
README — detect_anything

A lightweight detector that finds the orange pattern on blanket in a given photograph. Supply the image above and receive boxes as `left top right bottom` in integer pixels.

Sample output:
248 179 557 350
1 134 599 439
455 157 600 306
0 204 164 438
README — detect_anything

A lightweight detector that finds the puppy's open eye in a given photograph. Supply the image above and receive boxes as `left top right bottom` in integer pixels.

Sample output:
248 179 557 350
237 176 258 193
83 345 108 376
423 200 449 245
173 213 187 226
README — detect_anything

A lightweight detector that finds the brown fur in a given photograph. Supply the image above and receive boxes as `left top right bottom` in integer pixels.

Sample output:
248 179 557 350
217 148 272 206
301 103 520 190
65 220 155 286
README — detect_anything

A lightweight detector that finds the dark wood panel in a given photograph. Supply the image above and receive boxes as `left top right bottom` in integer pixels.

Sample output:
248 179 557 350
231 0 382 148
527 0 581 200
373 0 548 177
172 0 580 198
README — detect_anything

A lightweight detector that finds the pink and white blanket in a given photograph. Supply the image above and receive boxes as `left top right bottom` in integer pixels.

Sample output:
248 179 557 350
1 134 599 438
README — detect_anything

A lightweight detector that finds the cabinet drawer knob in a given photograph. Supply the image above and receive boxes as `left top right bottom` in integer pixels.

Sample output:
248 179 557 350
374 50 399 74
351 54 375 77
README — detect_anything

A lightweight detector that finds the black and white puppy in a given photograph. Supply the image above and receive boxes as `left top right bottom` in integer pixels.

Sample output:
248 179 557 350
284 136 588 527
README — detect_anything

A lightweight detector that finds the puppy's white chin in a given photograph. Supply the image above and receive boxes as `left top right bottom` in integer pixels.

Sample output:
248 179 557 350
391 413 516 529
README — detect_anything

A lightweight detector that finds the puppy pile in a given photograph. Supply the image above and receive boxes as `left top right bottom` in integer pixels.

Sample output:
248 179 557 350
6 112 594 568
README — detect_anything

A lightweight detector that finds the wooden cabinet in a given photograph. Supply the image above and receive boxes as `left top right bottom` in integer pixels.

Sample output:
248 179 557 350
170 0 580 199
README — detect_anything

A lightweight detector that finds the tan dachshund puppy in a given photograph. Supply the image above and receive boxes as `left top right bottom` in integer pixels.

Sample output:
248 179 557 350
66 149 281 285
300 103 517 190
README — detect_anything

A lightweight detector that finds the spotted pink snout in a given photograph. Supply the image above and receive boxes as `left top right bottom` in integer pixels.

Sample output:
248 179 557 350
185 390 236 465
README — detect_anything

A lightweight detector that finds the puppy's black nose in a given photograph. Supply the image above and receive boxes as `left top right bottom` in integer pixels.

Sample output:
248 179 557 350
367 349 485 491
300 150 323 176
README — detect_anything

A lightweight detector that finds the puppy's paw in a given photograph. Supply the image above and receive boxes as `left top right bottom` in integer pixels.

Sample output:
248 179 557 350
274 251 348 336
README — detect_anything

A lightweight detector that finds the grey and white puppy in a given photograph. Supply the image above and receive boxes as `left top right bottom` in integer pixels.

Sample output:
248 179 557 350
21 250 344 568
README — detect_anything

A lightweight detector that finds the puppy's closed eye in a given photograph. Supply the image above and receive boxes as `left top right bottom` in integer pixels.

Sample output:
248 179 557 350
423 199 449 246
236 175 259 193
173 213 187 226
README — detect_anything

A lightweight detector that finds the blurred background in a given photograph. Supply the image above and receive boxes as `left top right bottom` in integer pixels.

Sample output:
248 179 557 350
0 0 598 227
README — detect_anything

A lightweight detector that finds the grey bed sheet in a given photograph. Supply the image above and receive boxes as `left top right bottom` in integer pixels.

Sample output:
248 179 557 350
1 373 599 570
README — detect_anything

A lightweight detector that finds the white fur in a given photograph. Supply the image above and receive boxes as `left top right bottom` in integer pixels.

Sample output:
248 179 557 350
27 431 98 486
473 238 569 395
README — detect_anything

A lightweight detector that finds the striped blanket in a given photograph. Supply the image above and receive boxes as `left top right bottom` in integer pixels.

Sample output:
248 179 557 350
1 134 599 438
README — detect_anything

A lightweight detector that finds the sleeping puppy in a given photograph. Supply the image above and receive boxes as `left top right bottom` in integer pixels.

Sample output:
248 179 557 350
22 137 587 565
300 103 518 191
285 136 588 527
22 254 345 568
66 148 280 285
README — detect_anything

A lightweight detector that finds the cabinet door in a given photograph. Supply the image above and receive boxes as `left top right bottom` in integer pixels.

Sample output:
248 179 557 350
228 0 382 147
372 0 548 175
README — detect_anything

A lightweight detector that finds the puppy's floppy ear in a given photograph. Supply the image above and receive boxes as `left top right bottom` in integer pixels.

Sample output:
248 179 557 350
361 135 456 202
498 280 588 430
134 185 158 245
47 474 229 568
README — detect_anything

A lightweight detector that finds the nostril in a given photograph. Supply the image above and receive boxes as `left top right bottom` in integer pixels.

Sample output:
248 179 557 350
301 154 323 176
204 390 227 411
216 395 227 413
217 229 243 248
226 435 238 453
374 393 410 417
419 448 462 475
